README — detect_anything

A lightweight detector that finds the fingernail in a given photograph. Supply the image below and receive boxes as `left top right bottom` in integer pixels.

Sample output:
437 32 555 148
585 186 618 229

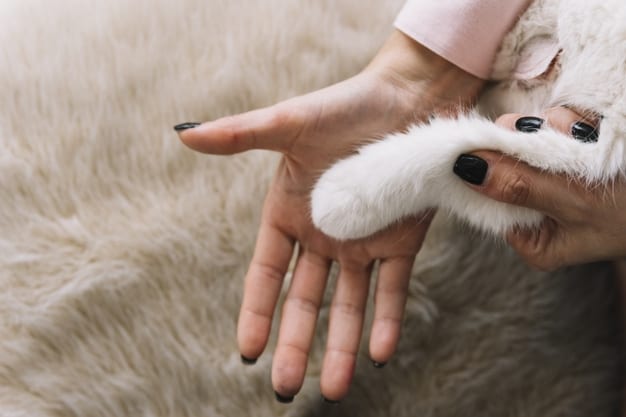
372 361 386 368
515 116 544 133
240 355 257 365
453 154 488 185
173 122 201 132
322 395 341 405
274 392 294 404
571 121 599 143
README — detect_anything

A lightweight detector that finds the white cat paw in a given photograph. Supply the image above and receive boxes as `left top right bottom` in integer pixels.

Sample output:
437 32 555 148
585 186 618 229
311 162 386 240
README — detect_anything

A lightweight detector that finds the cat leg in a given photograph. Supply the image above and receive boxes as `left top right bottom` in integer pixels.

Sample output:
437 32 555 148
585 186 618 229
310 131 441 240
312 115 599 240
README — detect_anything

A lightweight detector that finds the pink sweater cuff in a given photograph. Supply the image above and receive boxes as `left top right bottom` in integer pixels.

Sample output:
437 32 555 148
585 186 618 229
394 0 532 79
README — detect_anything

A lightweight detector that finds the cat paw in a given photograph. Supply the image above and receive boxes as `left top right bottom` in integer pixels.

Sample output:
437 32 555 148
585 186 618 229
311 160 387 240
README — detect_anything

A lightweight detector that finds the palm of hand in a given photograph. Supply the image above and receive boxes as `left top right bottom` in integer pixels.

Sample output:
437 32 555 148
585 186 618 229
178 52 481 400
238 74 432 400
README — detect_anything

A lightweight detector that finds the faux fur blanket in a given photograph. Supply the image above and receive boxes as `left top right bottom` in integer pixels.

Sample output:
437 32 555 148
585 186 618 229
0 0 621 416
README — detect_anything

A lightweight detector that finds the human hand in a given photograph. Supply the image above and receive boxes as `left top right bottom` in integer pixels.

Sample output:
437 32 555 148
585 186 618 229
175 31 483 402
453 106 626 271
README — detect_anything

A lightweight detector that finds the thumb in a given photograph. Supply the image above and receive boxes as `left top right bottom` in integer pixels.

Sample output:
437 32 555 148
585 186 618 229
174 101 305 155
453 151 584 220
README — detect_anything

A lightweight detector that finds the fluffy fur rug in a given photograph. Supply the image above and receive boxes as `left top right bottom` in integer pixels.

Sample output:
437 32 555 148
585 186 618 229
0 0 622 416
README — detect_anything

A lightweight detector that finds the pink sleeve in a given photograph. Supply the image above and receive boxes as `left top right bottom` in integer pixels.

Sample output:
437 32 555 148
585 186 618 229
394 0 532 79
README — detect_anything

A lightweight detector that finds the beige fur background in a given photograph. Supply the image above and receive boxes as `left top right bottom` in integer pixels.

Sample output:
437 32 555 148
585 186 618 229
0 0 622 416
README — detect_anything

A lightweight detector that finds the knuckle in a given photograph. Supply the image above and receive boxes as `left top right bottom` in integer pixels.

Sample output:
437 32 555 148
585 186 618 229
278 341 310 357
284 296 320 315
332 301 364 317
269 106 291 126
250 260 285 283
374 316 402 327
498 173 531 206
337 254 371 274
326 346 357 358
495 113 523 129
225 123 243 144
222 115 257 150
242 305 270 319
512 223 562 271
515 239 552 270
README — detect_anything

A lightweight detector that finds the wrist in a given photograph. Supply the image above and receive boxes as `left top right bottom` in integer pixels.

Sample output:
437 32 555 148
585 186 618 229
366 30 484 111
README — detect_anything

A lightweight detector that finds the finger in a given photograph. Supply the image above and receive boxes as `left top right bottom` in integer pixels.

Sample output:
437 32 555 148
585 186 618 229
505 216 600 271
368 256 414 366
237 221 295 362
320 263 371 402
494 108 600 141
494 112 525 130
271 250 330 400
506 210 622 271
505 217 563 271
543 106 600 142
176 101 305 155
459 150 587 220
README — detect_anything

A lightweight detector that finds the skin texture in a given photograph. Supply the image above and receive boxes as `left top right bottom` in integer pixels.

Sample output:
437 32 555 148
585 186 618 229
176 31 483 401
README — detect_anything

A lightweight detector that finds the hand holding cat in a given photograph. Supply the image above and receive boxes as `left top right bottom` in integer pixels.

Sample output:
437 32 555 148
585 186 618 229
456 107 622 271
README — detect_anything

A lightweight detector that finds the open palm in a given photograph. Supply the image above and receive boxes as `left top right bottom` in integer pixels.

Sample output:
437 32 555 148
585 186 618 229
177 32 482 402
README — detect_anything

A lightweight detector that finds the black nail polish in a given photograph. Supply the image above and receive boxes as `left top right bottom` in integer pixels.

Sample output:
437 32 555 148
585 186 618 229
275 392 294 404
240 355 257 365
453 154 488 185
322 396 341 405
515 116 544 133
372 361 386 368
173 122 201 132
571 121 599 143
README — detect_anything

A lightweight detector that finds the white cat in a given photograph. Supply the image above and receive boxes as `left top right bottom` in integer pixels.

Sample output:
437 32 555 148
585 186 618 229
311 0 626 240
